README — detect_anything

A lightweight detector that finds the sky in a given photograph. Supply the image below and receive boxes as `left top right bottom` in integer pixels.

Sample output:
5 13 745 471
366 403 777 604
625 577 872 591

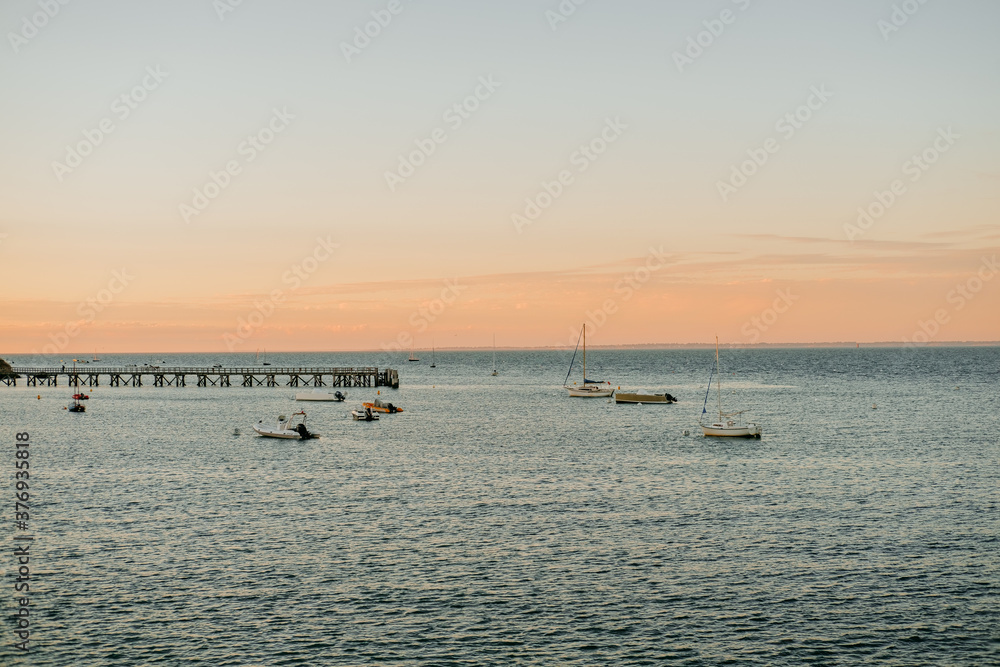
1 0 998 355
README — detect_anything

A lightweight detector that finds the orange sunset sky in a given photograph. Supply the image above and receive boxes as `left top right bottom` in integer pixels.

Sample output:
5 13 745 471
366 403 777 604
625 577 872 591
1 1 998 355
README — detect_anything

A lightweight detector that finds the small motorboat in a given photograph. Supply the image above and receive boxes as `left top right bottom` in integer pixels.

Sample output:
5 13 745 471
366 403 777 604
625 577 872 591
362 399 402 414
614 391 676 404
67 400 85 413
295 389 347 402
72 392 90 400
252 411 318 439
351 407 379 421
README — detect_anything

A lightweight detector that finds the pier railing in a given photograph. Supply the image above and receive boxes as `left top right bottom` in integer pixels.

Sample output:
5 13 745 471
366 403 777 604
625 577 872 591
2 366 400 389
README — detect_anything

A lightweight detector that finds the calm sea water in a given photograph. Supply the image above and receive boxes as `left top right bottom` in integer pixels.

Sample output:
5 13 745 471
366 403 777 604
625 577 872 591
1 348 998 665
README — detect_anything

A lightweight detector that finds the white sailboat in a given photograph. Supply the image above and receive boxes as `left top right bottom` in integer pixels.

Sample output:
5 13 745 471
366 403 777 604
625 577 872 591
564 323 613 397
408 344 419 362
491 334 498 376
430 340 436 368
699 336 761 438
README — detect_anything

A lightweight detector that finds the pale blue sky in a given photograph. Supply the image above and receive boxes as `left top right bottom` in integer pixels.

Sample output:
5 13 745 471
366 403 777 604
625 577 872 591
1 0 998 346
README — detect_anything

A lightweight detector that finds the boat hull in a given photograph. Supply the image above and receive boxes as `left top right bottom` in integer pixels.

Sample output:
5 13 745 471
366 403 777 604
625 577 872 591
701 423 761 438
566 387 613 398
362 402 402 413
351 410 379 421
615 392 675 404
295 393 345 402
252 425 304 438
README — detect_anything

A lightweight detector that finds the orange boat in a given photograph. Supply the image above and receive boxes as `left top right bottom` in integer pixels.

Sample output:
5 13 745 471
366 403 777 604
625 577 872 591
362 399 403 414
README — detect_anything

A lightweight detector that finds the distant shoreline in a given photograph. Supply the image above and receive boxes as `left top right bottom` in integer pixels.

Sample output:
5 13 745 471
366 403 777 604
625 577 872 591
5 342 998 358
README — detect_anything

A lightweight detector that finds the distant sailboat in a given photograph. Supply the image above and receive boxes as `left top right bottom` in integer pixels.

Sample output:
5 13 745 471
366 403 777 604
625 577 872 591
92 349 100 362
699 336 761 438
262 348 271 366
408 345 419 362
564 323 612 397
491 335 498 376
430 341 436 368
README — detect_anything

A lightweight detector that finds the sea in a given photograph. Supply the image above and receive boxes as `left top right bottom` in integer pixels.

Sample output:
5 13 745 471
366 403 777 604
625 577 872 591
1 347 998 665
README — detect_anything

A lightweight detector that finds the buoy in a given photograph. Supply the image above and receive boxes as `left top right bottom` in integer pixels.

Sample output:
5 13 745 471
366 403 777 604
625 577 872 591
683 429 690 436
377 390 380 395
37 395 41 400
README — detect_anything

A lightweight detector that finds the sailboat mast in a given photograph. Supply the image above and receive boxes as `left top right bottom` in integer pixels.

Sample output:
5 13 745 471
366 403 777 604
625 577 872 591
715 336 722 419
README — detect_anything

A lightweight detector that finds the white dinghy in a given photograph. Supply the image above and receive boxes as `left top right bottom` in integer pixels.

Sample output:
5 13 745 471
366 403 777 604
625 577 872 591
253 411 319 439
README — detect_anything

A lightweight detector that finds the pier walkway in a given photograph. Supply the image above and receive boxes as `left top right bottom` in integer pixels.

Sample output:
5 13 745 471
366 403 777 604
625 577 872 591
1 366 400 389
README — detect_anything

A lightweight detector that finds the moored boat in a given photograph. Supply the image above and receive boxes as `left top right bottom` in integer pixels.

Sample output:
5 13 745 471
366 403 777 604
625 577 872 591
295 389 347 402
614 391 676 404
362 398 402 413
67 360 86 412
253 411 318 439
699 337 762 438
564 323 613 397
351 407 379 421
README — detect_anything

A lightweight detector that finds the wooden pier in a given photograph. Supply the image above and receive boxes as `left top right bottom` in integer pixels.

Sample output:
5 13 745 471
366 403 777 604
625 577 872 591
1 366 400 389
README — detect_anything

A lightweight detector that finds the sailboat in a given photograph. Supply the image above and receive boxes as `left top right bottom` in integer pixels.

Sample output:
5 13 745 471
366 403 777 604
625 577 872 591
430 341 436 368
564 323 613 397
408 345 420 362
262 348 271 366
92 349 100 362
699 336 761 438
491 334 498 376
